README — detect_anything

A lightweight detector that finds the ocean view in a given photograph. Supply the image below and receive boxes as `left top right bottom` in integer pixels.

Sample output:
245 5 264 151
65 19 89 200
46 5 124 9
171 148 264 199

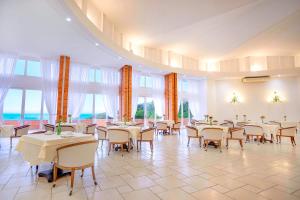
2 113 96 120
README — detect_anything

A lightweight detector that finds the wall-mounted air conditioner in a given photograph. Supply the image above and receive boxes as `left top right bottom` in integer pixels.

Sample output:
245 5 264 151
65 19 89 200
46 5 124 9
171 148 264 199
241 75 270 83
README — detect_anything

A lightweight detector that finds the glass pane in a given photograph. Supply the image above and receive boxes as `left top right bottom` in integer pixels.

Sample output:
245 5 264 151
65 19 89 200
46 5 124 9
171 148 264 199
80 94 93 120
3 89 22 121
27 60 41 77
182 80 188 92
24 90 42 120
95 94 106 119
14 59 25 75
146 98 154 119
146 77 153 88
95 69 101 83
139 76 146 87
88 69 95 82
135 97 145 119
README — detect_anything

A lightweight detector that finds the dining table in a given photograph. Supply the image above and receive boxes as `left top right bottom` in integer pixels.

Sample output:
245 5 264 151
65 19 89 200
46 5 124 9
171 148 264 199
16 132 95 182
158 120 175 127
61 122 87 133
107 125 142 140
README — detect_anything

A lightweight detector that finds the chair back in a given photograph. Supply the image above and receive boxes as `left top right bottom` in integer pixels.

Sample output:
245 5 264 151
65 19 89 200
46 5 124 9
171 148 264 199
244 125 263 136
229 127 244 139
148 121 155 128
186 126 198 137
202 128 223 140
14 125 30 137
107 129 130 143
139 128 154 140
44 124 55 132
280 127 297 137
59 125 75 132
220 122 234 128
96 126 107 140
134 122 144 128
56 140 98 168
173 122 181 129
156 122 168 129
85 124 96 134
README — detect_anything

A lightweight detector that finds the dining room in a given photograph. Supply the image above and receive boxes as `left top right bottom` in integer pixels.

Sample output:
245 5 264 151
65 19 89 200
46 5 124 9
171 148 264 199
1 0 300 200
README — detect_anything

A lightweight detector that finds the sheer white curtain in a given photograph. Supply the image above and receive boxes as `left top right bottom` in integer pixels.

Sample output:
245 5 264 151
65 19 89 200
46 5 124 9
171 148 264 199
0 54 16 123
131 72 140 120
68 63 89 119
41 59 59 124
152 75 165 119
100 68 119 120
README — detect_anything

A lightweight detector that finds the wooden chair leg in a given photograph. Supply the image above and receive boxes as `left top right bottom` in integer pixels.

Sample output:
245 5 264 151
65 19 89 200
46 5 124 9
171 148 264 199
10 137 12 148
81 169 84 177
279 135 282 144
137 140 139 152
226 139 229 148
69 169 75 196
199 137 202 147
91 166 97 185
290 137 294 146
52 165 57 187
219 141 222 152
276 135 279 143
239 140 243 149
187 137 190 147
150 141 153 152
293 137 296 145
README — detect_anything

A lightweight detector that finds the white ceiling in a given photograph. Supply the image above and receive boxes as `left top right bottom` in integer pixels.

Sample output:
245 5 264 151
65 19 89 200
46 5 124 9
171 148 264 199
0 0 126 68
92 0 300 59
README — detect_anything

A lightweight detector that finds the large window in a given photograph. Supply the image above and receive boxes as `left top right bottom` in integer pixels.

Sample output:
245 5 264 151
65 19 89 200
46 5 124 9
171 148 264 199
139 76 153 88
135 97 155 125
80 94 93 120
14 59 41 77
3 89 23 125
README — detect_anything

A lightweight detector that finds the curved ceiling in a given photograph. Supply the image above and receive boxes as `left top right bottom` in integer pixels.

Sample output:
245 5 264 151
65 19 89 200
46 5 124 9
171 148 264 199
92 0 300 59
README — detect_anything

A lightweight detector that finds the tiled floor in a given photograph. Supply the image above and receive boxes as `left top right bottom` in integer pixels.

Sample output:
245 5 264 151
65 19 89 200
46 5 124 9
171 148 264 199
0 130 300 200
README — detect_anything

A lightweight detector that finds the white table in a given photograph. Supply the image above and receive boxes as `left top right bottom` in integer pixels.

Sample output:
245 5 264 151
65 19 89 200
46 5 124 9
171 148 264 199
107 126 141 140
113 121 138 126
61 123 87 133
196 125 229 137
158 120 175 127
280 121 298 128
247 123 279 139
16 132 95 165
0 125 14 137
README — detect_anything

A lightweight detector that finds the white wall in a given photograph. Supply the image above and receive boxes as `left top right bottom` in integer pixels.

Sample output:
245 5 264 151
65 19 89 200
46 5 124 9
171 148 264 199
207 76 300 122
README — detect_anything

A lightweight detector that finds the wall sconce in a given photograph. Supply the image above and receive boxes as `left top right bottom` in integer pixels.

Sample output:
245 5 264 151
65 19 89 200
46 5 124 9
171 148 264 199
272 91 281 103
230 92 239 104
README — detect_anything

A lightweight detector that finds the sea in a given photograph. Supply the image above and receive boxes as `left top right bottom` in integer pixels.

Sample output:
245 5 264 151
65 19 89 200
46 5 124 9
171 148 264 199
2 113 94 120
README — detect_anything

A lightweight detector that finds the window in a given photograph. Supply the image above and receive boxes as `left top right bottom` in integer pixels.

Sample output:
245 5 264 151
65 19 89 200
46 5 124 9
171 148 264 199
27 60 41 77
2 89 23 121
88 68 95 82
135 97 145 119
14 59 25 75
24 90 42 121
95 94 106 119
95 69 101 83
134 97 155 122
14 59 41 77
80 94 93 120
139 76 153 88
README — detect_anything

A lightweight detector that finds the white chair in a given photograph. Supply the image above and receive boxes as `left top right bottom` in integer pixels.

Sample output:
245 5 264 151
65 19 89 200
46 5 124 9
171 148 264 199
186 125 201 147
156 122 169 135
52 140 98 196
137 128 154 152
148 121 156 128
171 122 181 135
84 124 96 135
276 126 297 146
96 126 107 148
59 125 75 132
107 129 131 155
202 128 223 152
226 127 244 149
244 125 264 144
10 125 30 147
220 122 234 128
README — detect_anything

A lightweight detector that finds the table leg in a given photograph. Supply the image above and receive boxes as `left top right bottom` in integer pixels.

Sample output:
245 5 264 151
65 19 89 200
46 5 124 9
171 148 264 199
38 165 71 183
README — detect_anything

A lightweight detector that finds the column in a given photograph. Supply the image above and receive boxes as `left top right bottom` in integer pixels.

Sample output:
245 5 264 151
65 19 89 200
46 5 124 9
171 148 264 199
119 65 132 121
56 56 70 122
164 73 178 122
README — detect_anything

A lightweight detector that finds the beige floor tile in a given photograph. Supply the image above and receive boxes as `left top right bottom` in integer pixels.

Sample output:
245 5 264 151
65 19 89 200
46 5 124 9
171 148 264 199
155 176 187 189
150 185 167 194
0 188 18 200
181 185 199 193
226 188 268 200
122 189 160 200
192 188 232 200
158 188 196 200
126 176 155 190
87 188 123 200
117 185 133 193
259 188 300 200
211 185 230 193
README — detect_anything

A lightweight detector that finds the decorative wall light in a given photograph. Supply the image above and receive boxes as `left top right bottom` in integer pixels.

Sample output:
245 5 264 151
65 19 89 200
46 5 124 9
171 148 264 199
230 92 239 104
272 91 281 103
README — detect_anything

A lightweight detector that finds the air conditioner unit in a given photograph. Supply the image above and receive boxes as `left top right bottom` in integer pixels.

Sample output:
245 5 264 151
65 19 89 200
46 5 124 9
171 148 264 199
241 75 270 83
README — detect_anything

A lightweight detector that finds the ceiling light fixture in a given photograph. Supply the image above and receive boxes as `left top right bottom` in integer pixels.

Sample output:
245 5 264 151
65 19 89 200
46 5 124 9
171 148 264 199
65 17 72 22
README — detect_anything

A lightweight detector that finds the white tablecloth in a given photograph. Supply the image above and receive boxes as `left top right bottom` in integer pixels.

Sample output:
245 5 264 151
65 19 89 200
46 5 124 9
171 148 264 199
16 132 95 165
113 121 137 126
0 125 15 137
247 123 279 138
61 123 87 132
107 126 141 140
158 120 175 127
280 121 298 128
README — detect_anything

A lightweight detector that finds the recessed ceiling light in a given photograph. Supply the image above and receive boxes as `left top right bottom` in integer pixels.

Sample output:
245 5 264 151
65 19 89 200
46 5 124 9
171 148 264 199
65 17 72 22
95 43 99 46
